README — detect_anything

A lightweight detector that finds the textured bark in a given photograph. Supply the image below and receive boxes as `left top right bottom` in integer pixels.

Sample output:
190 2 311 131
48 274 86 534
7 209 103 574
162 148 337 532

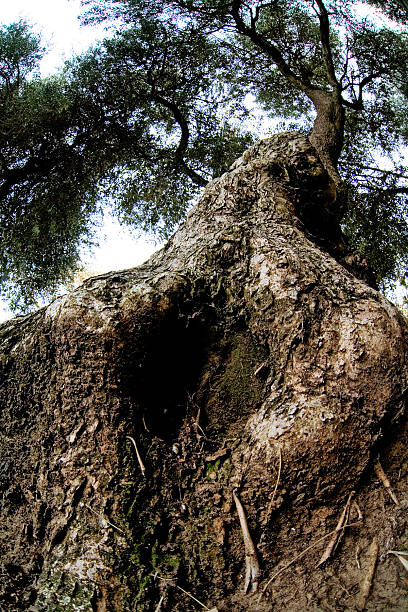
309 89 345 195
1 132 407 611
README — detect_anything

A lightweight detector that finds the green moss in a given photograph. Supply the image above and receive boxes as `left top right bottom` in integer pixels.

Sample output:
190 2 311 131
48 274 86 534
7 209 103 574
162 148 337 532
206 458 221 480
205 458 233 484
206 333 267 435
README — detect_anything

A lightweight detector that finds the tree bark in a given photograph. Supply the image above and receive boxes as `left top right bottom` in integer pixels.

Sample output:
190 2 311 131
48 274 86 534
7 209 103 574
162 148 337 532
309 89 345 194
1 132 407 611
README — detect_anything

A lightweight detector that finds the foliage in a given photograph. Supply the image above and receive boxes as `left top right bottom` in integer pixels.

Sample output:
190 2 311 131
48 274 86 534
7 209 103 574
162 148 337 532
1 1 408 308
0 18 252 308
0 20 44 100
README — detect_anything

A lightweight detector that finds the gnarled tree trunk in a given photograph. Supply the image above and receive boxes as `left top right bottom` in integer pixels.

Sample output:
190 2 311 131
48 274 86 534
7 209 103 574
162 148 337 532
1 132 407 611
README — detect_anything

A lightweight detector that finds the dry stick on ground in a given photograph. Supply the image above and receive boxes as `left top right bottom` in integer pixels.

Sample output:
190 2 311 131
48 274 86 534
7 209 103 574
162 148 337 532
194 404 208 441
142 415 151 433
374 458 399 506
126 435 146 477
266 448 282 518
233 489 261 593
388 550 408 571
355 544 362 570
188 392 207 442
260 520 363 599
352 500 363 521
356 538 378 611
83 503 126 535
155 575 215 610
316 491 354 567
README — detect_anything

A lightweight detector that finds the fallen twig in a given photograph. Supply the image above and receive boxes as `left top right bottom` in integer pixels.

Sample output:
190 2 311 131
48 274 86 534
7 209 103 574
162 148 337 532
355 544 361 570
356 538 378 611
260 520 362 598
352 500 363 522
374 458 399 506
388 550 408 571
155 575 216 610
188 393 210 442
266 448 282 517
154 595 164 611
233 489 261 593
205 448 230 462
253 361 268 377
126 435 146 477
83 503 126 535
316 491 354 567
142 415 151 433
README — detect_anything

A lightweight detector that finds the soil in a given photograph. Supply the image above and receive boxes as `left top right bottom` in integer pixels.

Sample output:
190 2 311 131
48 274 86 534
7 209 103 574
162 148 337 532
129 408 408 612
225 419 408 612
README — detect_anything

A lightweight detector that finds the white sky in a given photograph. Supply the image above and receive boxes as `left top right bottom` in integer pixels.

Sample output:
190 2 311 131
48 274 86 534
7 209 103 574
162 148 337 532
0 0 160 322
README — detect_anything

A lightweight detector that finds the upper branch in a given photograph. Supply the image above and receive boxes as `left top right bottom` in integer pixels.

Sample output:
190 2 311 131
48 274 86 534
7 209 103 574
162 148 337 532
313 0 339 89
151 91 207 186
341 70 384 109
230 0 316 95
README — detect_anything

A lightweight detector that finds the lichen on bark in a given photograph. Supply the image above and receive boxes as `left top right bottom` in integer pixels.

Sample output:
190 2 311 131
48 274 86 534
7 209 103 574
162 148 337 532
1 132 408 611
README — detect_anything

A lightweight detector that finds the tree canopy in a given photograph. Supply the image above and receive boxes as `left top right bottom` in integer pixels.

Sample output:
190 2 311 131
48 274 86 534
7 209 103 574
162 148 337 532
0 1 408 309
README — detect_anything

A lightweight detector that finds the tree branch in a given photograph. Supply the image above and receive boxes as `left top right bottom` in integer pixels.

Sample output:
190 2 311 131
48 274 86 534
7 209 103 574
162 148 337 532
313 0 339 89
342 71 384 110
151 91 207 186
379 186 408 196
339 161 408 180
230 0 316 96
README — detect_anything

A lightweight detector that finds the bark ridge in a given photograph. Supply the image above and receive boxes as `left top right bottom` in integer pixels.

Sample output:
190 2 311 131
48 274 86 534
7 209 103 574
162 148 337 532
1 132 407 611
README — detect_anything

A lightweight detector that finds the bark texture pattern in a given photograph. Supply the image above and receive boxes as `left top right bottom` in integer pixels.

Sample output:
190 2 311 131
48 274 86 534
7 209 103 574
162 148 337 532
1 132 407 611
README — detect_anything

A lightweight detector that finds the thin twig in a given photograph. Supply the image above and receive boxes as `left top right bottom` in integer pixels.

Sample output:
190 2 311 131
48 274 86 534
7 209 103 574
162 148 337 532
260 521 362 597
352 500 363 521
188 392 208 442
373 458 399 506
155 575 212 610
253 361 268 377
388 550 408 571
266 448 282 517
154 595 164 611
126 435 146 477
233 489 261 593
355 544 361 570
194 404 203 442
142 415 151 433
316 491 354 567
83 503 126 535
356 538 378 611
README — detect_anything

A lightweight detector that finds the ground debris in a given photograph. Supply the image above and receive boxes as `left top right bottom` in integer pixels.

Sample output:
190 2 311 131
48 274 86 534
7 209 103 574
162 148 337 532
373 458 399 506
316 491 354 567
233 489 261 593
356 538 378 611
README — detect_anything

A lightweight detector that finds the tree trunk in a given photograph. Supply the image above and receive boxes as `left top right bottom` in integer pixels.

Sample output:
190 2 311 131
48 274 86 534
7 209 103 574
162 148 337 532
309 89 345 204
1 132 407 612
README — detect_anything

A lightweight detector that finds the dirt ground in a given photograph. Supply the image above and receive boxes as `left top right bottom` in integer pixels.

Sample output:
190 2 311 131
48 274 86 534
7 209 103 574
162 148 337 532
213 419 408 612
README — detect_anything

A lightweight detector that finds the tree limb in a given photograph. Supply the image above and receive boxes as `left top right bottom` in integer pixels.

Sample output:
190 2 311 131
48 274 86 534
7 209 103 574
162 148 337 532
151 91 207 186
342 71 384 110
230 0 318 96
313 0 339 89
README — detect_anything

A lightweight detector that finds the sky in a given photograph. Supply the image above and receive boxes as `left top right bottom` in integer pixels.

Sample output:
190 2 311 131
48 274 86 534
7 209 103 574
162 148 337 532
0 0 160 322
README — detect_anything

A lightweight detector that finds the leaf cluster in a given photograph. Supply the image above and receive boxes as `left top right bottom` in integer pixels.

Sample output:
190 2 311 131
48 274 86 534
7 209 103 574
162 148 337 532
0 17 252 308
1 0 408 309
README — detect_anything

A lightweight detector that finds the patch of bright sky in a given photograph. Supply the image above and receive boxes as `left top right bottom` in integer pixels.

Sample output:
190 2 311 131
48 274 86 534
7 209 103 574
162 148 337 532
0 0 160 322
